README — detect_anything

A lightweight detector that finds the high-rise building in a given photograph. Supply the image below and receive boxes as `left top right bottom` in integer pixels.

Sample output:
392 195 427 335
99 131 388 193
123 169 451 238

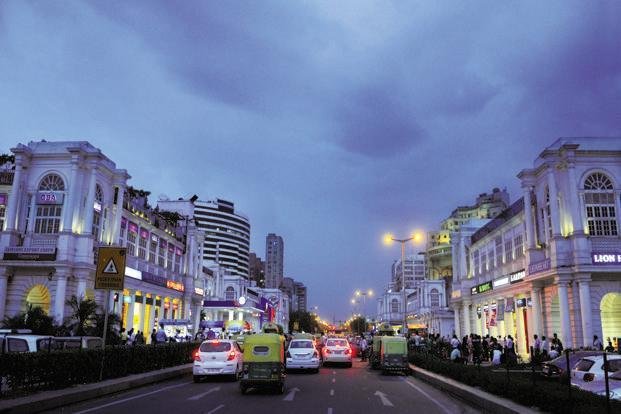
294 281 307 312
265 233 283 288
249 252 265 288
193 199 250 278
392 253 426 290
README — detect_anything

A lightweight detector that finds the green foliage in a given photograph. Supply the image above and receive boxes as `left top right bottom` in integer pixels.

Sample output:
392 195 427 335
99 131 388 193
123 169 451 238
409 351 621 414
64 296 98 336
0 342 197 397
289 311 319 333
1 306 59 335
0 153 15 166
350 316 367 335
91 313 122 345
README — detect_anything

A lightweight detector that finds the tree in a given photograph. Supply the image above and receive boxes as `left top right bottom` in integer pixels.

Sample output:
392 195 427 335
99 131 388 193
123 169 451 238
64 295 98 336
1 306 59 335
350 316 367 335
91 312 122 345
289 311 320 333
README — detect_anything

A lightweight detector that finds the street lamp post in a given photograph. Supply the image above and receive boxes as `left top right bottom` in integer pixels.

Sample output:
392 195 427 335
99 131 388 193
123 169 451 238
383 232 423 336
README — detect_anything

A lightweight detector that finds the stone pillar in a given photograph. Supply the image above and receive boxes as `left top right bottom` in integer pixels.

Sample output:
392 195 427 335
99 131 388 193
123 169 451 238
26 194 37 233
194 304 202 334
228 310 234 321
138 295 146 334
126 292 135 330
83 166 97 235
76 274 87 301
547 169 561 237
62 156 80 232
110 184 125 244
523 185 536 249
0 272 8 321
566 162 584 235
578 277 593 348
515 305 526 355
5 163 23 231
148 299 156 338
453 306 461 337
531 287 543 337
53 274 68 325
557 280 573 349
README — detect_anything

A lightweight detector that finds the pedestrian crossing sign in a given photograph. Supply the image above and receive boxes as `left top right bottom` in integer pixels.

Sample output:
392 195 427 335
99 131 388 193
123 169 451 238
95 246 126 290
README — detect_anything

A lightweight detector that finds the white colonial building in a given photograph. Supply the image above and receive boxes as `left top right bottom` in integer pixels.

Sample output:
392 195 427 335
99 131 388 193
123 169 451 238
452 138 621 354
0 141 209 338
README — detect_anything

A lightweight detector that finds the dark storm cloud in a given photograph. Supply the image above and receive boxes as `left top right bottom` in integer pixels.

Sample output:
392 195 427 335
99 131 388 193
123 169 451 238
336 85 424 157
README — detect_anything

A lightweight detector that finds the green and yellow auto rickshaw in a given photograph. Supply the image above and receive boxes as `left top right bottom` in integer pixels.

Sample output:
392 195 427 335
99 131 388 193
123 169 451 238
380 336 410 375
370 323 395 369
240 333 286 394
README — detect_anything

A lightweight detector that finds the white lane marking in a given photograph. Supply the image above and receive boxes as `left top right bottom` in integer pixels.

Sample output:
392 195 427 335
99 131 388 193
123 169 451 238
330 389 334 396
404 379 453 414
331 378 336 383
374 390 394 407
205 404 225 414
74 381 191 414
327 408 333 414
188 386 220 400
283 387 300 401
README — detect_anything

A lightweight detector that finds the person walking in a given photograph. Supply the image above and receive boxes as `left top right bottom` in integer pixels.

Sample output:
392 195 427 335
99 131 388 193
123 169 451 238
150 328 157 345
120 328 128 345
360 337 368 361
593 335 603 350
155 323 167 344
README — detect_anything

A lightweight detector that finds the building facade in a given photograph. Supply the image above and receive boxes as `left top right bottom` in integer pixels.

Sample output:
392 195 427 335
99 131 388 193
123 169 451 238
265 233 283 289
452 138 621 354
193 198 250 279
0 141 207 338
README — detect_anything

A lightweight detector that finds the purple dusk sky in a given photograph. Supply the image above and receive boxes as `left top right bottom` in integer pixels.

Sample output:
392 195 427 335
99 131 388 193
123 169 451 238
1 1 620 322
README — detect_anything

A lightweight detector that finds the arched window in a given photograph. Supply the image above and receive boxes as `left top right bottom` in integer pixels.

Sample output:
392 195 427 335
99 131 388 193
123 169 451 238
92 184 104 241
391 298 400 314
225 286 236 301
584 172 617 236
430 289 440 308
34 174 65 234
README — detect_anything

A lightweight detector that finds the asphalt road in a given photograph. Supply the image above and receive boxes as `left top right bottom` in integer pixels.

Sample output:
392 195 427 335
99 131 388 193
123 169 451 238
44 360 480 414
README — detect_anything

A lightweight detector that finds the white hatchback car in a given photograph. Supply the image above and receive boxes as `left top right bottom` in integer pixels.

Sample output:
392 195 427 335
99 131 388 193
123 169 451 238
322 338 352 367
286 339 320 372
571 354 621 389
193 339 244 382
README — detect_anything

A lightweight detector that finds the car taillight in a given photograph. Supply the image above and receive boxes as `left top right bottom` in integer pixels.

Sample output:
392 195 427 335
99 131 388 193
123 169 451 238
584 373 595 382
344 348 351 355
227 351 236 361
324 348 331 354
193 350 201 362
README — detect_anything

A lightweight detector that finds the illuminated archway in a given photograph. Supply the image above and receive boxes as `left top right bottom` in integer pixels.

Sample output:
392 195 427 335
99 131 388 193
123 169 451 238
601 292 621 343
24 284 51 315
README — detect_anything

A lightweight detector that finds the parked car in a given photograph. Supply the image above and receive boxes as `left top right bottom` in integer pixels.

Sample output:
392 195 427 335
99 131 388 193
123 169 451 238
286 339 320 372
0 335 58 353
322 338 352 367
578 369 621 400
54 336 103 350
571 354 621 389
193 339 244 382
542 351 601 379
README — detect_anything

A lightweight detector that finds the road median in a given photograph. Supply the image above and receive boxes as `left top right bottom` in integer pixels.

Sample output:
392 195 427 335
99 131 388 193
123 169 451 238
0 364 192 414
408 363 540 414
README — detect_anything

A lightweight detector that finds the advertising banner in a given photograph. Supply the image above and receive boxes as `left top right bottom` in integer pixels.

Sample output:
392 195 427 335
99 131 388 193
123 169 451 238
489 305 497 327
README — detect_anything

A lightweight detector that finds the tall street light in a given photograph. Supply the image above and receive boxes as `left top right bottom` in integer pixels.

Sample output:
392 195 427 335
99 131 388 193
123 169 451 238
383 232 423 336
354 289 373 317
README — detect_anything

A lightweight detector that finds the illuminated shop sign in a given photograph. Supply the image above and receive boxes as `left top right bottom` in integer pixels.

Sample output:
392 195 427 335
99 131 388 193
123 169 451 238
194 287 204 296
510 270 525 284
3 246 57 261
36 191 64 205
166 280 185 292
493 276 509 288
592 253 621 265
125 266 142 280
471 281 493 295
142 271 167 287
528 259 550 275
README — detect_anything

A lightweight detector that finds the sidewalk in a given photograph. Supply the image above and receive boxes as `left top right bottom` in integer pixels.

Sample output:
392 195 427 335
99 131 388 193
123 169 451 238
408 363 542 414
0 364 192 414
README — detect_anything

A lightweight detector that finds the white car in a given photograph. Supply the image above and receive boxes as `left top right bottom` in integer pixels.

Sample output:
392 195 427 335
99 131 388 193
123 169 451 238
578 369 621 400
322 338 352 367
286 339 320 372
193 339 244 382
571 354 621 389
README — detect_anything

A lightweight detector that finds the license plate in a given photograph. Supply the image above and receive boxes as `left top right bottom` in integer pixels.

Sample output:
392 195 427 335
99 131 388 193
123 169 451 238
207 368 219 373
334 350 342 354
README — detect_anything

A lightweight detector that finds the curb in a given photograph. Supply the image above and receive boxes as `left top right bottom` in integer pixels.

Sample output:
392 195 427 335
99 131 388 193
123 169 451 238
0 364 193 414
408 363 541 414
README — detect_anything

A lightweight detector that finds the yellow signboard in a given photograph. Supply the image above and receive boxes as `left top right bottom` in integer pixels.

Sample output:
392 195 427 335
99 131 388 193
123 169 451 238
94 247 127 290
